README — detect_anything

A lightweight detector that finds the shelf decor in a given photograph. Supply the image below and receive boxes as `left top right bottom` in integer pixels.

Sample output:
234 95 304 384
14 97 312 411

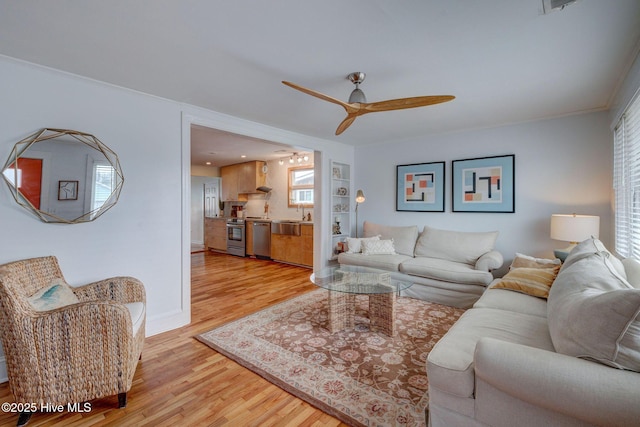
330 160 351 258
452 154 515 213
396 162 445 212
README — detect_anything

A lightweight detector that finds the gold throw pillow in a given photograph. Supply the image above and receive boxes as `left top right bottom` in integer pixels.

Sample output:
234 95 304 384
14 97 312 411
493 265 561 298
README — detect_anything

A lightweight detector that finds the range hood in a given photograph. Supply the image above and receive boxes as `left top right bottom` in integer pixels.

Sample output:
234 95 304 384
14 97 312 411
256 186 272 193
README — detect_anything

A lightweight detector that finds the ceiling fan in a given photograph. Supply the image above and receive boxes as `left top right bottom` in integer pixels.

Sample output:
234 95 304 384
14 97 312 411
282 72 455 135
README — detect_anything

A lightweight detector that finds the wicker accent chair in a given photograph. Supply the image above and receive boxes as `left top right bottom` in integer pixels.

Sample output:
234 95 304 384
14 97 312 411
0 256 145 426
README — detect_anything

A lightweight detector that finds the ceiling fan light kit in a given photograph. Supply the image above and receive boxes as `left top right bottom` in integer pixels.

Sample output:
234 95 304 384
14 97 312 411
282 71 455 135
347 72 367 103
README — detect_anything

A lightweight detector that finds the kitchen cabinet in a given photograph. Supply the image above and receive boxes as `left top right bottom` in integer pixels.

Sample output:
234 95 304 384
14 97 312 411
205 217 227 252
245 220 254 256
220 166 240 202
271 223 313 267
301 224 313 266
221 161 267 201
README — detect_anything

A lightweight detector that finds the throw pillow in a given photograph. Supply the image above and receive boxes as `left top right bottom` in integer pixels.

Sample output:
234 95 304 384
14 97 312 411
548 241 640 372
510 252 561 269
27 280 79 311
345 235 380 253
492 265 560 298
362 239 396 255
559 238 628 280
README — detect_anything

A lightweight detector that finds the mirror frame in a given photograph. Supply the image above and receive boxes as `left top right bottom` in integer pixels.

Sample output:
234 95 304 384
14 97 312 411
2 128 124 224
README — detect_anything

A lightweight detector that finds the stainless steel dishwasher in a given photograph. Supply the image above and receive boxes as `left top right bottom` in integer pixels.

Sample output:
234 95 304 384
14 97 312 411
252 220 271 259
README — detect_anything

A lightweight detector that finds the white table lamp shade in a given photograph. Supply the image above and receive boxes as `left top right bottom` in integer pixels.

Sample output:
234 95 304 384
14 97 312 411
550 214 600 243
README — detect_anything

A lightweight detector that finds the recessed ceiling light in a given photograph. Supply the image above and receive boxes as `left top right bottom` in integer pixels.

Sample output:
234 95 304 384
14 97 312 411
241 155 247 158
205 161 211 165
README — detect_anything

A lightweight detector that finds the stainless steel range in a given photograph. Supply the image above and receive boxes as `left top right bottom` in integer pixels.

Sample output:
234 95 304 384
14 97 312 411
226 218 246 257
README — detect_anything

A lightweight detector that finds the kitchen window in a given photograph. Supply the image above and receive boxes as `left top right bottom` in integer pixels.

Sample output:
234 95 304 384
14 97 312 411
288 166 314 207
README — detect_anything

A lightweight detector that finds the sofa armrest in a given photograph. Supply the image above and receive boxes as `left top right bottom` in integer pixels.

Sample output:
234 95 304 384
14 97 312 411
474 337 640 427
475 250 503 271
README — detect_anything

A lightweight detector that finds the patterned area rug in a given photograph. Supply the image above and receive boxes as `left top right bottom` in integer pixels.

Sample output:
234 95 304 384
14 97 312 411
196 290 464 427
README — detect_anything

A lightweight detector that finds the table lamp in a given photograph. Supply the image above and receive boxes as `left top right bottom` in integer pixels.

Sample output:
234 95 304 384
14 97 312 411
550 214 600 261
355 189 365 237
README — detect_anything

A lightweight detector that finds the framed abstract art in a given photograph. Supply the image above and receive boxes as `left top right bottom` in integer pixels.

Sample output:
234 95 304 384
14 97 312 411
396 161 445 212
452 154 515 213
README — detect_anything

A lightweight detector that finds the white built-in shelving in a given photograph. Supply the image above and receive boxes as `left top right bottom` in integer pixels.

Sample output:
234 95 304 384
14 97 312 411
330 161 351 259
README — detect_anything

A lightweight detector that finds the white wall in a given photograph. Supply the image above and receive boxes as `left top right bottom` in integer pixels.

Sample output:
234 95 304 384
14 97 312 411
353 111 613 273
0 55 355 381
0 56 187 336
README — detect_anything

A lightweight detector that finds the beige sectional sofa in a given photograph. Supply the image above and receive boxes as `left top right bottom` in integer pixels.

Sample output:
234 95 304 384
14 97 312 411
427 238 640 426
337 221 503 308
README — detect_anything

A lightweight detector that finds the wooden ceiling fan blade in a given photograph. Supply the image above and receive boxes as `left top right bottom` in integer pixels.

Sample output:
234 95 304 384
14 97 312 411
335 114 358 135
282 81 354 111
363 95 455 113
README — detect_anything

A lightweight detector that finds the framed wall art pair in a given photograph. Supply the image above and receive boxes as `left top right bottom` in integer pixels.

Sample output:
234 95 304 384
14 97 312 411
396 154 515 213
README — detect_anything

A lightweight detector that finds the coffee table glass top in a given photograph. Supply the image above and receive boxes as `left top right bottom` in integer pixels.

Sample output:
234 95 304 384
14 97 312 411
310 265 413 294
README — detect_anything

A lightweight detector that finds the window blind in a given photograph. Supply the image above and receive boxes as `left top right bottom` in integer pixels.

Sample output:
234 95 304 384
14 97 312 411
614 90 640 259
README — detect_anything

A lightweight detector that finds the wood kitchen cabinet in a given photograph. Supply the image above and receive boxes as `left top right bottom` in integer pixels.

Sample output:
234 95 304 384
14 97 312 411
220 161 267 201
205 217 227 252
245 220 254 256
301 224 313 266
220 166 241 202
271 224 313 267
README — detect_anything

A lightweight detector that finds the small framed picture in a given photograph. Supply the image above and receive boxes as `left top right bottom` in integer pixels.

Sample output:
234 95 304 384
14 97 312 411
332 167 341 179
58 180 79 201
452 154 515 213
396 161 445 212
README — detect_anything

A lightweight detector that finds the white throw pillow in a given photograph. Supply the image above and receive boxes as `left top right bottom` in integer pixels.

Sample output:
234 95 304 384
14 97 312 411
548 238 640 372
560 237 626 279
27 280 79 311
345 235 380 253
362 239 396 255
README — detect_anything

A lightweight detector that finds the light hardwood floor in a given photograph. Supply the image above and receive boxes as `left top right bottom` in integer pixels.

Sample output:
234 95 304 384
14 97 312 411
0 251 347 427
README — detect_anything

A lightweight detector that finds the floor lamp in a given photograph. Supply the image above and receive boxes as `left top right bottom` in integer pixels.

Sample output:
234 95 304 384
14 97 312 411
355 189 365 237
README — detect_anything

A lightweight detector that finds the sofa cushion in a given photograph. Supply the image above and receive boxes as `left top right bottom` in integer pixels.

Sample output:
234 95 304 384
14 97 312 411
361 239 396 255
475 281 548 317
491 265 560 299
337 252 412 271
414 226 498 265
548 238 640 372
345 235 380 253
27 280 79 311
362 221 418 257
400 257 494 286
124 301 145 335
622 258 640 288
428 307 554 398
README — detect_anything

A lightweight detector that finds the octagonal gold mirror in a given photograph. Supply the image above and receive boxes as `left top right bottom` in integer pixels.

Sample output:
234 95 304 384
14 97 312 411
2 128 124 223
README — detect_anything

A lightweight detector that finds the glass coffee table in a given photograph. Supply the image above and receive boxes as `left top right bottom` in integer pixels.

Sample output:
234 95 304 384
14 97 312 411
310 265 413 336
